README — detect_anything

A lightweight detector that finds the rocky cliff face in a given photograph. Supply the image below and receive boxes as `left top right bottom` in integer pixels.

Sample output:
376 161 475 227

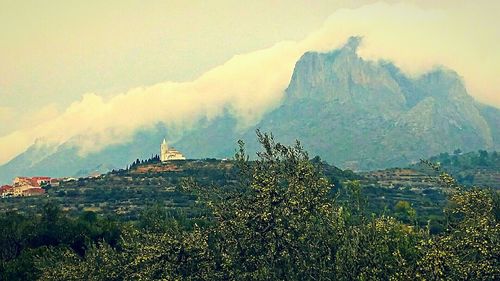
1 37 498 182
239 37 498 170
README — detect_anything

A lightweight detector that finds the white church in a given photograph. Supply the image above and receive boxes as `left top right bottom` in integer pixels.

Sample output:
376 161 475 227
160 139 186 162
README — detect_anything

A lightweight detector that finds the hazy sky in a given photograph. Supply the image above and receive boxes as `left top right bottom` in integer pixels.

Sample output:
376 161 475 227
0 0 499 164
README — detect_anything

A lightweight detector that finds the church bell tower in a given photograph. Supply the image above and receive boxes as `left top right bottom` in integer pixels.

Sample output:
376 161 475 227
160 138 169 162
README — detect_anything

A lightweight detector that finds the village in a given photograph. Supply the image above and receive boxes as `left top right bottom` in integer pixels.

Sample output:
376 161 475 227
0 176 62 198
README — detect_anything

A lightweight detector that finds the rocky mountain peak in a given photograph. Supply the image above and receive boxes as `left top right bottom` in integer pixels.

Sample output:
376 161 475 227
417 68 467 98
286 36 405 108
341 36 362 54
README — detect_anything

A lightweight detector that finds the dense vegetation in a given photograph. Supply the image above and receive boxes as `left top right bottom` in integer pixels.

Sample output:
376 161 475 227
1 133 499 280
412 149 500 187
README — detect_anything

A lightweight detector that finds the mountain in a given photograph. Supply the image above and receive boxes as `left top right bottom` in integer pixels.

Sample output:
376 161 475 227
1 37 499 183
178 37 499 170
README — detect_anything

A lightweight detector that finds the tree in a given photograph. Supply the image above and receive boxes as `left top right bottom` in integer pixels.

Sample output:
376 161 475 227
394 200 417 224
417 172 500 280
187 131 342 279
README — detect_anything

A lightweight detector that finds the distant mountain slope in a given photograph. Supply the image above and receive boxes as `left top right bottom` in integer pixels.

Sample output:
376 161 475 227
478 104 500 148
174 114 240 160
0 125 170 183
1 37 498 183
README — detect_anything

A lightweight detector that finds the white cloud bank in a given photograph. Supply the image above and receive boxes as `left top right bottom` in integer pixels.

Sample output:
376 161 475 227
1 2 499 165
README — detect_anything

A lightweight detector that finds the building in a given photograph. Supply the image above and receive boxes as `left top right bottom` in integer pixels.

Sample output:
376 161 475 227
31 176 51 187
12 186 33 197
4 176 52 198
9 184 46 197
0 185 14 198
22 188 45 197
160 139 186 162
13 177 32 187
50 178 60 187
13 176 51 188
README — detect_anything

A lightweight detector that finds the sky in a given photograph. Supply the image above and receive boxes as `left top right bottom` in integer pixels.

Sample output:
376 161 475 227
0 0 499 165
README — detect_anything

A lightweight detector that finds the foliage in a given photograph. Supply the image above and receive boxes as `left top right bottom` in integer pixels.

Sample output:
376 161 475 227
1 133 499 280
198 131 342 279
417 187 500 280
0 203 121 281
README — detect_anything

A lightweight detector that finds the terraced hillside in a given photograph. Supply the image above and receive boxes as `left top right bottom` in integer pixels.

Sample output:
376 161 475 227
411 150 500 188
0 158 450 228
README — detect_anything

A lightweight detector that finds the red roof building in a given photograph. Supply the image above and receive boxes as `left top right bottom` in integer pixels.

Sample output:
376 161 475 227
22 188 45 196
0 185 13 192
31 177 51 187
32 177 51 181
0 185 14 197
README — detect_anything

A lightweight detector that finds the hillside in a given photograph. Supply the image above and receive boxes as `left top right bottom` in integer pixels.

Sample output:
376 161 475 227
410 150 500 187
0 159 356 218
1 157 452 228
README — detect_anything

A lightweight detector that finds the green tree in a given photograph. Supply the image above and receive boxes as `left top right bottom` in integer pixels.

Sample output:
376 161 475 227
394 200 417 225
417 174 500 280
190 131 342 280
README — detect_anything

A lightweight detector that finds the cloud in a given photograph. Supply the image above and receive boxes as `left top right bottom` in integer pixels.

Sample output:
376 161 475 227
303 1 500 104
0 104 59 137
0 1 499 165
0 104 60 161
0 40 304 163
0 107 13 123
